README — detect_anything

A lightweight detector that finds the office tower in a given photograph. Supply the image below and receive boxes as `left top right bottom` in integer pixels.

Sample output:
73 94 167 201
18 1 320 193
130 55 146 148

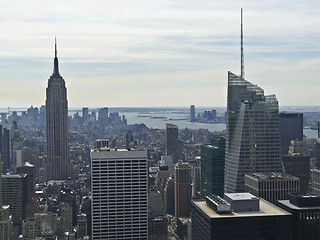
225 9 283 193
46 39 69 180
155 165 170 204
245 173 300 203
315 142 320 169
0 113 6 125
82 107 89 122
175 163 191 223
276 193 320 240
17 163 35 200
98 107 108 127
2 174 28 235
125 129 134 148
164 177 175 215
192 164 201 199
201 137 225 198
192 193 292 240
149 216 168 240
225 71 283 193
282 154 310 194
161 156 174 175
311 168 320 196
91 148 148 239
166 123 179 162
149 187 165 218
0 205 13 240
280 113 303 155
0 125 2 173
190 105 196 122
76 214 88 239
11 122 23 170
0 159 1 205
2 125 10 173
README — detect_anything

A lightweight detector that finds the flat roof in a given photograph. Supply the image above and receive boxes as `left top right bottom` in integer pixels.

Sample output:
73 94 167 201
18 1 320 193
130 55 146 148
277 200 320 210
91 147 145 152
193 198 290 218
246 172 299 181
225 192 259 201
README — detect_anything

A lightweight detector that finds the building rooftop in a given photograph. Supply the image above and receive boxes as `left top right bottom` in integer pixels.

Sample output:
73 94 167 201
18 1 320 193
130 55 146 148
193 198 290 218
277 199 320 210
91 147 144 152
225 193 259 201
247 172 299 181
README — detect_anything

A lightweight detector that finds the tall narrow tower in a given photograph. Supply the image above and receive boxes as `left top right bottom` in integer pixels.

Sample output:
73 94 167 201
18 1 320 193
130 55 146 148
46 38 69 180
224 10 283 193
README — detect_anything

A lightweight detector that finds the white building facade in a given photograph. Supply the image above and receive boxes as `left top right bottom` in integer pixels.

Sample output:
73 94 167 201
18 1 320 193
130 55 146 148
91 148 148 239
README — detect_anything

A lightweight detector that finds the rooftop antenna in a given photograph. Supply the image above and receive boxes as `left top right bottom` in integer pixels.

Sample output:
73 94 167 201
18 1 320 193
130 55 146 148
240 8 245 80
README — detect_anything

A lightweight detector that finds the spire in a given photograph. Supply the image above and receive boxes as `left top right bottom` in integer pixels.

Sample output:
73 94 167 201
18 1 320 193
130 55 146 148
240 8 245 80
53 37 60 76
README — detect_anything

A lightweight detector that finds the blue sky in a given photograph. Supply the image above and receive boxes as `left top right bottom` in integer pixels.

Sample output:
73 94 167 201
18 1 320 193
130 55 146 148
0 0 319 108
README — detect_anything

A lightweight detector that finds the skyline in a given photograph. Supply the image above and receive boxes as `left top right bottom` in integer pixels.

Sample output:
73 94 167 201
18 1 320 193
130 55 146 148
0 0 319 108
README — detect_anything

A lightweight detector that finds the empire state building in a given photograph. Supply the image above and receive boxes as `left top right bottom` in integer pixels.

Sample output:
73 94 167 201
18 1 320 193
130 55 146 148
46 39 69 180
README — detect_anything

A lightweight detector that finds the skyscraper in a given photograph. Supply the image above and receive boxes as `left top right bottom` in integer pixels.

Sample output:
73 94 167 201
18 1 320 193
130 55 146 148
200 137 225 198
224 10 283 193
2 125 10 173
91 148 148 239
166 123 179 162
175 162 191 223
190 105 196 122
45 39 69 180
280 113 303 155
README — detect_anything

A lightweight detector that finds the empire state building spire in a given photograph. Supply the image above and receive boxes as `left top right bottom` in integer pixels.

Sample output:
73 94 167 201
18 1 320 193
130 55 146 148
46 39 69 180
53 37 60 76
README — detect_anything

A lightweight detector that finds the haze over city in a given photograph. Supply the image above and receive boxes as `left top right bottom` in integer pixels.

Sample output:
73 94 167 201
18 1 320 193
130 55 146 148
0 0 319 107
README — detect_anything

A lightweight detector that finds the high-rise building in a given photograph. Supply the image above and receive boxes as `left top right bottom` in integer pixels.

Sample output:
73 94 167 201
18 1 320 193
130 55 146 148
245 172 300 203
224 9 283 193
192 193 292 240
2 174 28 235
225 71 283 193
0 205 13 240
276 193 320 240
190 105 196 122
11 122 23 170
98 107 108 127
175 163 191 223
280 113 303 155
2 125 10 173
166 123 179 162
82 107 89 122
91 148 148 239
201 137 225 198
45 39 69 180
282 154 310 194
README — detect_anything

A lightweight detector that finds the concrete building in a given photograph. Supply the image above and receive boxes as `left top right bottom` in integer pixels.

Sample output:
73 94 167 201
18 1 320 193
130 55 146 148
280 113 303 156
164 177 175 215
2 173 28 235
2 125 10 173
277 193 320 240
311 168 320 196
98 107 108 127
0 205 13 240
45 39 69 180
225 71 283 193
175 162 191 223
192 193 292 240
91 148 148 239
245 172 300 203
201 137 225 198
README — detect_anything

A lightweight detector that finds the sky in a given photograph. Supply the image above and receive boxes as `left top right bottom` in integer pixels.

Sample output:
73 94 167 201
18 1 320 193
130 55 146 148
0 0 319 108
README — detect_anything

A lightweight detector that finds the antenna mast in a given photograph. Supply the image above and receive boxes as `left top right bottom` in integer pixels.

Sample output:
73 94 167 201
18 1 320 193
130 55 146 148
241 8 244 80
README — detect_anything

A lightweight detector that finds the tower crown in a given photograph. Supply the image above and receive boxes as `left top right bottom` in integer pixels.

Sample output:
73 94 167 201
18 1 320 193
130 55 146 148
53 37 60 76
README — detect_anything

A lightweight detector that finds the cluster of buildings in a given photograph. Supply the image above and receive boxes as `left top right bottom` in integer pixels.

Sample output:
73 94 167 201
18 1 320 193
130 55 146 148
1 15 320 240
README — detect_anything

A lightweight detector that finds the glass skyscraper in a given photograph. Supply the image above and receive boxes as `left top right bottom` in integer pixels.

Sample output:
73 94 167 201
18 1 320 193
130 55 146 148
224 71 283 193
